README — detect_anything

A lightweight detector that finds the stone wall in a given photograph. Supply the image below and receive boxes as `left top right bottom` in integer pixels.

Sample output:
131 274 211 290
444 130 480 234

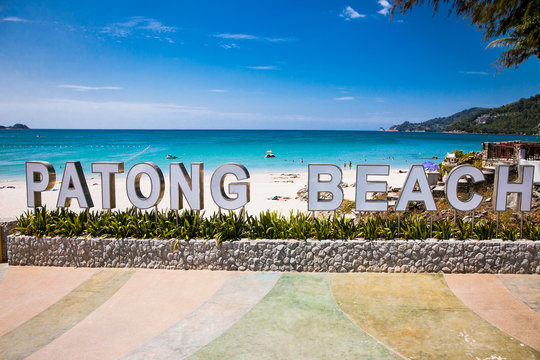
7 235 540 274
1 220 17 262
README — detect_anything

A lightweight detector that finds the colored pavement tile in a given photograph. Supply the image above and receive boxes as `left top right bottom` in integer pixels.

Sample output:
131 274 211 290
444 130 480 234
330 273 540 360
0 268 134 360
497 274 540 314
0 266 97 336
0 263 8 283
446 274 540 350
28 269 230 360
123 272 280 360
0 267 538 360
189 273 400 360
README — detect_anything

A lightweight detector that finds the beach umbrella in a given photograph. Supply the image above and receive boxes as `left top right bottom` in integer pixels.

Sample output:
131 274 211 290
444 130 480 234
422 161 439 171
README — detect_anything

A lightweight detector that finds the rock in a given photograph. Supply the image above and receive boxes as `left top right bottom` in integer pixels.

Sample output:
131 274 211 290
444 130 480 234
296 185 333 201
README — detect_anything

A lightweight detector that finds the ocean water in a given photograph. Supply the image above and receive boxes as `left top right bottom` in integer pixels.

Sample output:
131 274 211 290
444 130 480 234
0 129 538 180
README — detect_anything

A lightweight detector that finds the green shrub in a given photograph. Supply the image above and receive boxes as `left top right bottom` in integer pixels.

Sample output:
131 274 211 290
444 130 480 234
453 219 472 240
312 216 333 240
401 216 428 240
380 216 399 240
358 215 380 240
524 222 540 240
473 221 496 240
287 212 313 240
433 218 452 240
214 211 246 243
14 207 538 242
499 225 519 241
331 215 358 240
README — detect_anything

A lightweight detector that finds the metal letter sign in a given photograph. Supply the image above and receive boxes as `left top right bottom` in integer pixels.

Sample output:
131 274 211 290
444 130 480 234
92 162 124 209
57 161 94 208
494 165 534 212
395 165 437 212
170 163 204 211
445 165 484 212
26 161 56 208
210 163 250 210
308 164 343 211
126 163 165 209
355 165 389 212
23 161 537 216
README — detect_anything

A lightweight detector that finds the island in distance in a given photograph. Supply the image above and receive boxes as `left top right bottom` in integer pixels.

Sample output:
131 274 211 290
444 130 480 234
0 123 30 130
388 94 539 135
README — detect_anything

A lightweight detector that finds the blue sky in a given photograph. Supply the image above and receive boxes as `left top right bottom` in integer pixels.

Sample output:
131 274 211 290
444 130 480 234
0 0 538 130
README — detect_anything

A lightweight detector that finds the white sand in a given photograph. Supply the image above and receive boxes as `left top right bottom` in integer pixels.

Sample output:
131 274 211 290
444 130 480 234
0 168 408 220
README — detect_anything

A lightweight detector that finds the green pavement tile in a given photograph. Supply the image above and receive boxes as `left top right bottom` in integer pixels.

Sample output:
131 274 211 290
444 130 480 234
0 268 134 360
0 264 8 283
330 273 540 360
189 273 400 360
497 274 540 314
123 272 280 360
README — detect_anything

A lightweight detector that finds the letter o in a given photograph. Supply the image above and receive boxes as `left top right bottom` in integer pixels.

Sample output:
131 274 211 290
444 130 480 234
126 163 165 209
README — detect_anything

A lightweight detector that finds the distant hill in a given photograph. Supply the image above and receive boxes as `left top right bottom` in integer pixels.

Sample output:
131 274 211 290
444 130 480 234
0 123 30 130
446 94 540 135
388 108 486 132
388 94 540 135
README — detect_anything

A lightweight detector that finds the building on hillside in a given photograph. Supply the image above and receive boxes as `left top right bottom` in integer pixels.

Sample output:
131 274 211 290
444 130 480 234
442 152 457 168
482 141 540 184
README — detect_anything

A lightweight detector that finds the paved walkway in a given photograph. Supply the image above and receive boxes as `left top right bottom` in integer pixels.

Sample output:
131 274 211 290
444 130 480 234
445 274 540 350
0 266 539 360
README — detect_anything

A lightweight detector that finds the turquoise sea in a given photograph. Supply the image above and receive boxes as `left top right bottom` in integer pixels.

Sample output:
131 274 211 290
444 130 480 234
0 129 538 180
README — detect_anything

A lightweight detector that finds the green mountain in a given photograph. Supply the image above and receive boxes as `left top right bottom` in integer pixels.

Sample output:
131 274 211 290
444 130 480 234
446 94 540 135
0 123 30 130
388 94 540 135
388 107 486 132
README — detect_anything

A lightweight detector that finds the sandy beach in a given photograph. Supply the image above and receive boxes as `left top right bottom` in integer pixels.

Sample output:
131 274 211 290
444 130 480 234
0 168 408 220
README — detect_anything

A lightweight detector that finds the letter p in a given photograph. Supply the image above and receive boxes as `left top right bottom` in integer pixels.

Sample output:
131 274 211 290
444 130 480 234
26 161 56 208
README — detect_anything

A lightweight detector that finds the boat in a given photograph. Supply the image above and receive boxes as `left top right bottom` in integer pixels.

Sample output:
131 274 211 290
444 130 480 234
265 150 275 158
165 154 178 159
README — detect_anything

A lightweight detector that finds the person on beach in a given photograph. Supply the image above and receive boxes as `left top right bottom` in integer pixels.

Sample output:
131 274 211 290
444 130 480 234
349 161 352 168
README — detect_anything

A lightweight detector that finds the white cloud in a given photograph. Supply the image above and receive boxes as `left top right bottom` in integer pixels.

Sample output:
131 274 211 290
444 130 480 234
1 16 31 22
377 0 392 16
334 96 355 101
215 33 258 40
220 43 240 49
58 85 123 91
459 71 489 75
246 66 277 70
214 33 294 43
208 89 228 93
101 17 176 38
340 6 366 20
